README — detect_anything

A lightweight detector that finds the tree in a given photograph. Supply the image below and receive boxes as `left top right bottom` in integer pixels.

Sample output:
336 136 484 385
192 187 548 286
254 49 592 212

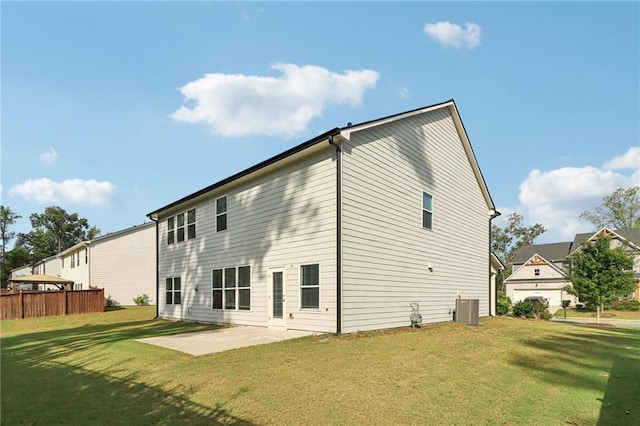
565 236 635 324
491 213 546 293
13 206 101 263
580 186 640 230
492 213 546 263
0 206 22 288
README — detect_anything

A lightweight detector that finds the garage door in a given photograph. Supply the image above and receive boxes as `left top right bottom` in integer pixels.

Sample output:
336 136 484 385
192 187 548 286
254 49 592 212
513 290 563 306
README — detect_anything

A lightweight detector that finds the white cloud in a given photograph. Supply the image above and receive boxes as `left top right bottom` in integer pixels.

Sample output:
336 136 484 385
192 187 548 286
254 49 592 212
171 63 380 138
8 178 118 206
423 21 481 49
39 146 58 164
603 146 640 170
513 148 640 243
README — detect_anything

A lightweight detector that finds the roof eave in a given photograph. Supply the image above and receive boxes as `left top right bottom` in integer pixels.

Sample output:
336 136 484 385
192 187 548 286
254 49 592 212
147 127 341 219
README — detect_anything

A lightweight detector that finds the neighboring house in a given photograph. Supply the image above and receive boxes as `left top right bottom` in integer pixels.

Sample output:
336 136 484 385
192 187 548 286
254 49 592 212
505 242 574 306
490 253 505 316
32 254 61 277
505 228 640 305
9 265 32 281
9 256 62 291
58 222 156 304
148 99 498 333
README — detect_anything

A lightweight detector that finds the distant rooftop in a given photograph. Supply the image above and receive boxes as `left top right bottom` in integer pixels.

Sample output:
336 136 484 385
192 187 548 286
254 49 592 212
510 242 572 265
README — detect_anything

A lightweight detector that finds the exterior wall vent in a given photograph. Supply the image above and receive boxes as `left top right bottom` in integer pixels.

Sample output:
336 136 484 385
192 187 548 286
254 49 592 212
455 299 479 325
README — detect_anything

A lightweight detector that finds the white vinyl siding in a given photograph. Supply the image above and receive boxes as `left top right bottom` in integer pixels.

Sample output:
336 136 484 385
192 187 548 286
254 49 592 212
341 107 490 332
90 223 156 306
60 249 89 290
157 147 338 332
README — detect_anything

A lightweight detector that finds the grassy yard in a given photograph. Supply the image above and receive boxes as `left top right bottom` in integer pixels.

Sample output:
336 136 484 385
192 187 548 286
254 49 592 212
1 308 639 425
553 307 640 320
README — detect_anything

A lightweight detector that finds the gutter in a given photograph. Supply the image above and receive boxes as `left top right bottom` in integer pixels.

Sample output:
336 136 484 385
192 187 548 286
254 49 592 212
328 135 342 335
489 210 501 316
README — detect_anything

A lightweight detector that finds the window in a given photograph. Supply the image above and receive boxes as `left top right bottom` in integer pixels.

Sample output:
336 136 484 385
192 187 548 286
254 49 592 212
167 209 196 244
212 269 223 309
71 254 76 269
73 283 83 290
167 217 175 245
216 196 227 232
422 192 433 229
177 213 185 242
187 208 196 239
238 266 251 310
300 264 320 309
166 277 181 305
212 266 250 310
534 268 540 276
85 248 88 264
224 268 236 309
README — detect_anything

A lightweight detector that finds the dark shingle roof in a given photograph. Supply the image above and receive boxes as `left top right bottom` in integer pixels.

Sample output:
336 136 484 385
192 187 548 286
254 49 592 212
509 228 640 266
570 228 640 253
510 242 572 265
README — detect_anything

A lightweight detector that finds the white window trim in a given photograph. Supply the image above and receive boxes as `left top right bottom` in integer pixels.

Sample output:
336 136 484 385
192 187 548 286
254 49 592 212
211 265 251 311
166 277 182 305
215 195 228 233
422 190 434 230
299 262 321 311
187 208 196 240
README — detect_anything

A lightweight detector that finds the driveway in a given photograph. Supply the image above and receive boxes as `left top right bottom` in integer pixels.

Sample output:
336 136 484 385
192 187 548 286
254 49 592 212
137 326 314 356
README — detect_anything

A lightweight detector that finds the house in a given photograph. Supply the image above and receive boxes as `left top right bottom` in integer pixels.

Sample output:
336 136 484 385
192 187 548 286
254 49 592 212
505 228 640 305
147 100 497 333
58 222 156 304
32 255 61 278
490 253 505 316
9 265 32 280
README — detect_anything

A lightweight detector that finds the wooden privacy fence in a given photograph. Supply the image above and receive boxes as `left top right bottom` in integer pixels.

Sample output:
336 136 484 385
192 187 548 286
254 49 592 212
0 289 105 320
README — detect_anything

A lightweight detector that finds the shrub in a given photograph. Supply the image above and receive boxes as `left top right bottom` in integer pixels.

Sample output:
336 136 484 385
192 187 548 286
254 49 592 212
512 301 536 319
105 294 119 308
539 310 553 321
616 305 626 311
630 306 640 312
576 303 585 310
133 294 151 306
497 295 512 315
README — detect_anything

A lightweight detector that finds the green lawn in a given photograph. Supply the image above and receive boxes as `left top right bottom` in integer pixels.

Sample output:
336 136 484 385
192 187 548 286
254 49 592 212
554 307 640 320
2 307 639 425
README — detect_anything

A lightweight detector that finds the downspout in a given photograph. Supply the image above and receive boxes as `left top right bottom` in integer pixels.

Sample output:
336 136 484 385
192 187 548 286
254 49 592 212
329 135 342 335
150 217 160 320
489 210 501 316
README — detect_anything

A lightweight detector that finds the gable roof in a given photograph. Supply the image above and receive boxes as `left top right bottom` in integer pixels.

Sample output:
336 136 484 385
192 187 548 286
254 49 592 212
570 227 640 254
510 242 572 265
491 252 505 271
148 99 495 219
504 253 569 283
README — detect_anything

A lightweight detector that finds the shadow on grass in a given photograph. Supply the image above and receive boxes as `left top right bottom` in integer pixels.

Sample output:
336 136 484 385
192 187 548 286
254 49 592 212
1 357 253 425
597 350 640 425
1 318 253 424
512 324 640 425
2 318 220 360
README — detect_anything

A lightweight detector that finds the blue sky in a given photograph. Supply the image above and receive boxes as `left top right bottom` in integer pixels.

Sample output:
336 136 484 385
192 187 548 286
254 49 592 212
2 1 638 247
